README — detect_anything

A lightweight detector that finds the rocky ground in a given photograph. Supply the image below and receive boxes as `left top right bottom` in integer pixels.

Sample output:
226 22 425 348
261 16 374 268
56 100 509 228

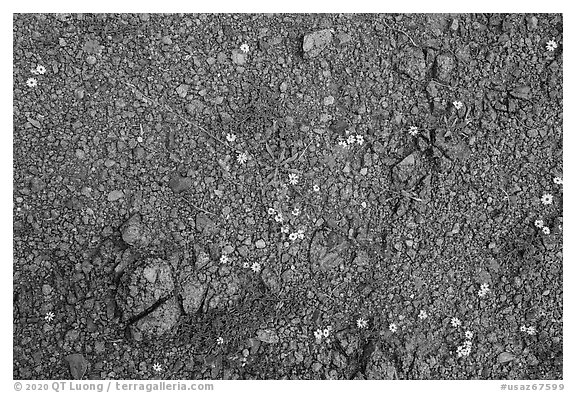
13 13 563 380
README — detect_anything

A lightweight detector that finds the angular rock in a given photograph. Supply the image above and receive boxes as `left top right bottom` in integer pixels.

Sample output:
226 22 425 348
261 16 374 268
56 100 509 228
169 173 193 193
393 153 417 183
195 213 217 236
121 214 150 247
398 46 426 81
65 353 88 380
181 279 207 314
116 258 179 337
497 352 516 364
510 86 531 100
303 29 333 58
365 345 398 379
132 297 180 338
256 328 279 344
231 50 246 65
434 53 455 82
353 251 370 266
107 190 124 202
310 230 350 271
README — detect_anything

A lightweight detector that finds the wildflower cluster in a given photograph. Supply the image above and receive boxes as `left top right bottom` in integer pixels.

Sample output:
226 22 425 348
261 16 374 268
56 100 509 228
456 339 472 358
27 64 46 88
534 219 551 235
337 133 365 148
313 325 333 343
288 229 305 242
520 325 537 335
268 207 284 223
478 283 490 298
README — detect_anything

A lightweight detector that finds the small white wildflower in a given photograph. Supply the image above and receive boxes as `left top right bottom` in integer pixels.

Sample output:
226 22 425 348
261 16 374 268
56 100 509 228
464 340 472 348
322 328 331 337
453 101 463 110
356 317 368 329
292 207 300 216
251 261 261 273
288 232 298 242
220 254 229 264
314 329 323 341
26 78 38 88
297 228 304 240
281 226 290 234
35 64 46 75
541 193 553 205
520 325 527 332
267 207 276 215
288 173 299 185
237 152 248 164
450 317 461 328
553 176 563 185
478 283 490 297
526 326 537 336
347 135 356 145
274 213 284 223
355 135 364 145
216 337 224 345
546 40 558 51
313 184 320 192
418 310 428 320
152 363 162 372
338 140 348 148
242 261 250 269
240 43 250 53
44 311 55 322
408 126 419 136
226 133 237 142
534 219 544 228
465 330 473 339
389 323 397 333
542 226 550 235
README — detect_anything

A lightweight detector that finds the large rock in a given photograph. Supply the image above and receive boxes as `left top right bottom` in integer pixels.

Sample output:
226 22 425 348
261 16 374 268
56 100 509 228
116 258 180 337
303 29 333 58
398 46 426 81
310 230 350 271
169 173 193 193
434 53 455 82
181 279 207 314
365 345 399 379
121 214 150 247
195 213 218 236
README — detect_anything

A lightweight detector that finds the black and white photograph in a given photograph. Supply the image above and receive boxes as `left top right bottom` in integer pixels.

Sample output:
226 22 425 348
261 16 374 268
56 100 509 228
10 6 568 389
